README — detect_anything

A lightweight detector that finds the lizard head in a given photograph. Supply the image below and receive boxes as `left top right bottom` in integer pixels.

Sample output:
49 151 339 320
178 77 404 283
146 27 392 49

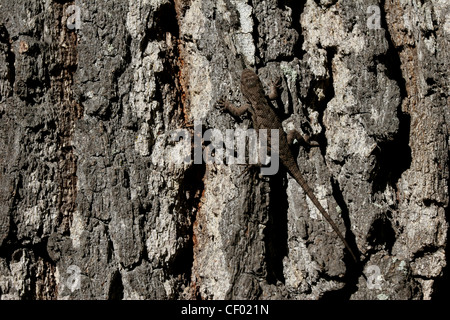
240 69 265 105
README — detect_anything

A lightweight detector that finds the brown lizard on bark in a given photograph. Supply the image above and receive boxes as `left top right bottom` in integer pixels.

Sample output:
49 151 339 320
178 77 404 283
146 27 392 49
218 69 358 263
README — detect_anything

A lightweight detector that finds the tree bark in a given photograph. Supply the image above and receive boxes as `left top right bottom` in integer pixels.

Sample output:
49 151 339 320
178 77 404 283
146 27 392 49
0 0 448 300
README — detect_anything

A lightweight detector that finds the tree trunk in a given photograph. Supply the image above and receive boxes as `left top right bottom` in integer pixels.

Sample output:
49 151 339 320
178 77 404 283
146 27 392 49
0 0 448 300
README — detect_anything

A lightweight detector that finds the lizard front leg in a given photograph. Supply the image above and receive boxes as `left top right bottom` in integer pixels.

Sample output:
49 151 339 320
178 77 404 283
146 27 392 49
217 98 251 117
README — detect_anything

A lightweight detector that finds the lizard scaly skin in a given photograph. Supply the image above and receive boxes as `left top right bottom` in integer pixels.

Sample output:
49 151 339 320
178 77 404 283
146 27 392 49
219 69 358 263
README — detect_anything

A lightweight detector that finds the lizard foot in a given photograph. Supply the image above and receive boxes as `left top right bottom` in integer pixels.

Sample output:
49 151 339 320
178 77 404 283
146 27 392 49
268 76 283 100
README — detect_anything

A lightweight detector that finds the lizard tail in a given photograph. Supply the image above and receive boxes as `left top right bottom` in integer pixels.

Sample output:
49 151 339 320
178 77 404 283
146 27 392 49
289 166 359 263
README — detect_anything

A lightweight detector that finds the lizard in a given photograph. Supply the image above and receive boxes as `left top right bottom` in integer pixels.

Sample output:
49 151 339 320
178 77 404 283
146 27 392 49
218 68 358 263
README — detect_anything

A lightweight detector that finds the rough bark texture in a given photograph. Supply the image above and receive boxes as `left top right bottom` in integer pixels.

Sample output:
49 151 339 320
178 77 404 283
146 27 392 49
0 0 448 300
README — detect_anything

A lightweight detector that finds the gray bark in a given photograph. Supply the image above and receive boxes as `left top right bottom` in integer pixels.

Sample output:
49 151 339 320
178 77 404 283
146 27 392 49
0 0 448 300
